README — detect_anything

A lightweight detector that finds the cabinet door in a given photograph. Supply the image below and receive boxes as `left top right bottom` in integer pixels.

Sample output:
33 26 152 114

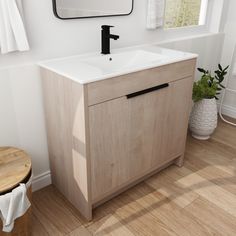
89 77 192 202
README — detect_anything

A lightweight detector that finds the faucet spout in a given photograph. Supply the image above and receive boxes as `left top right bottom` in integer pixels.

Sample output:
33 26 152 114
110 34 120 40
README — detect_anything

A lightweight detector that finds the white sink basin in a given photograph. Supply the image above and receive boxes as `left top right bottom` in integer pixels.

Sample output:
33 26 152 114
80 50 168 74
39 45 198 84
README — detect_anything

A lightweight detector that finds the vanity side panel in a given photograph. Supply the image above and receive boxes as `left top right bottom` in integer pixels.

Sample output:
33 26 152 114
41 69 92 220
87 59 196 106
174 59 197 167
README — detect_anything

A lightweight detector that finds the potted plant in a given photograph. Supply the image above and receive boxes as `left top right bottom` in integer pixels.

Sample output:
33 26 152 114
189 64 229 140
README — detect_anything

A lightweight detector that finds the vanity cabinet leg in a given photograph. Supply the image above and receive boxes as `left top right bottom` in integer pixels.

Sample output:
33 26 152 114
175 154 184 167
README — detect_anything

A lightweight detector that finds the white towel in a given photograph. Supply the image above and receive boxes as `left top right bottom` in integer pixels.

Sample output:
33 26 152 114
146 0 166 29
0 183 31 232
0 0 30 54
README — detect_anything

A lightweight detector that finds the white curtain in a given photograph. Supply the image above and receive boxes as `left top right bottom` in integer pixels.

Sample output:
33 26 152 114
0 0 29 54
146 0 166 30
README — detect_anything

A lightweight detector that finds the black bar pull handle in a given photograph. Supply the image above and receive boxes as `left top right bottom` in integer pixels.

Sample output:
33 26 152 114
126 83 169 99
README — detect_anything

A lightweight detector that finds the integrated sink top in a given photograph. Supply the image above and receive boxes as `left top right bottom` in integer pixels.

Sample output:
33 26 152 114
39 45 198 84
80 50 167 74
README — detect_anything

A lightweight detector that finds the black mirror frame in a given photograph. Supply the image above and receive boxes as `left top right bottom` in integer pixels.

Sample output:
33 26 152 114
52 0 134 20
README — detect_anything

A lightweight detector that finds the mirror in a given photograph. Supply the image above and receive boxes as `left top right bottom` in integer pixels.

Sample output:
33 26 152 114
52 0 134 19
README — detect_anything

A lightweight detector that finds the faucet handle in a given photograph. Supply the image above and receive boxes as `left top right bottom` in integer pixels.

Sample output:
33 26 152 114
102 25 114 30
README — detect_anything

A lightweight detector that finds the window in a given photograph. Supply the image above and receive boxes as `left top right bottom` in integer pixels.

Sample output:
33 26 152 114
164 0 208 29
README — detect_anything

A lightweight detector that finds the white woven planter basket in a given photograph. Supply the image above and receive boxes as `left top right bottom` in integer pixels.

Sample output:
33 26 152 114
189 98 218 140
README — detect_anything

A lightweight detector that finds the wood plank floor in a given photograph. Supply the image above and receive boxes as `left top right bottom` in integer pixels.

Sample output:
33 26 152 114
32 119 236 236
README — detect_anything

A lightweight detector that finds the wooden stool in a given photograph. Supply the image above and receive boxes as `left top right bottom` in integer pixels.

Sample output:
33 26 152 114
0 147 32 236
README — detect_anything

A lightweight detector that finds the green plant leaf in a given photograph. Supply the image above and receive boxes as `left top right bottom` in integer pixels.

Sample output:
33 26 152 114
197 68 206 73
193 64 229 103
219 84 226 89
223 65 229 71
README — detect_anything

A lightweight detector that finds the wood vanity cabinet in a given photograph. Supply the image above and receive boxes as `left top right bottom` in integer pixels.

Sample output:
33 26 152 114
41 58 196 220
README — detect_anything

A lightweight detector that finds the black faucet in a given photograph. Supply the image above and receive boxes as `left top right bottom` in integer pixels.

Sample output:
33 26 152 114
101 25 119 55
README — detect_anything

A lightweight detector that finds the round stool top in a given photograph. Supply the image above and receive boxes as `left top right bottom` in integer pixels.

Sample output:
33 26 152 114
0 147 32 194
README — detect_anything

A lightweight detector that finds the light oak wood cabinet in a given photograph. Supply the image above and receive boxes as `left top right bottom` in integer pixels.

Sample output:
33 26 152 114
41 59 196 220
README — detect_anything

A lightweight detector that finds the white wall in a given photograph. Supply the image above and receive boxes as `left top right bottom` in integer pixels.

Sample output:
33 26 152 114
0 0 225 190
1 0 213 68
0 65 50 191
219 0 236 118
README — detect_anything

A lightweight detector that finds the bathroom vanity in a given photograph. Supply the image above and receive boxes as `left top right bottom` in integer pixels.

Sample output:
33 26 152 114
39 46 197 220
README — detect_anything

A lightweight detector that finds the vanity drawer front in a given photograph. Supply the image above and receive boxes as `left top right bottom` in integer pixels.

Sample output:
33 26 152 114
87 58 196 106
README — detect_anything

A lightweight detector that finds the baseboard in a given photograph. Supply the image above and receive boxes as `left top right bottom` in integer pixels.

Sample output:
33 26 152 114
217 103 236 119
32 171 52 192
